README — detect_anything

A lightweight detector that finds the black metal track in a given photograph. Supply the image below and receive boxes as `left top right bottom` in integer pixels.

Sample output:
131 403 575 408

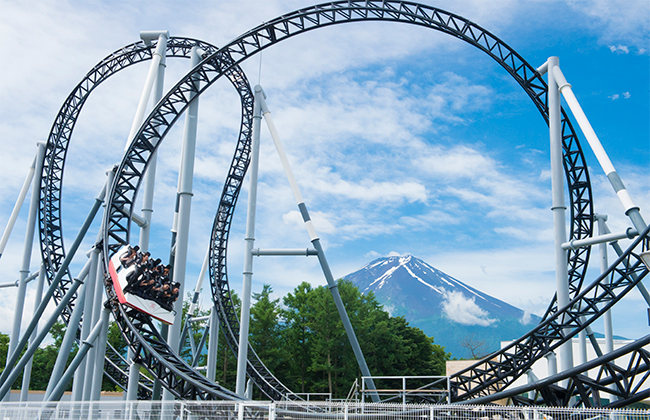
448 226 649 405
467 328 650 407
96 0 602 403
36 37 257 399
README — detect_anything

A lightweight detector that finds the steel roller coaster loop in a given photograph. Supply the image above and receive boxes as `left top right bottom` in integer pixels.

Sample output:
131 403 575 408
97 0 602 403
36 36 255 399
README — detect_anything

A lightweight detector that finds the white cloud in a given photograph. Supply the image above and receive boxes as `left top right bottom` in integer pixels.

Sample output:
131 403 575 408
441 290 497 326
568 0 650 51
609 45 630 54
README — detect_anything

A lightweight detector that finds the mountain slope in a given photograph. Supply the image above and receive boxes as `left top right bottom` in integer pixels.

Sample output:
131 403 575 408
344 255 540 359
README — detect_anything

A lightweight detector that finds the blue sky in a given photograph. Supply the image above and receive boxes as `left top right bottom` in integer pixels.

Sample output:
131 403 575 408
0 0 648 344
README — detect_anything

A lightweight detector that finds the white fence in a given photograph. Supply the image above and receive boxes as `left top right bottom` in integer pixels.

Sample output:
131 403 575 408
0 400 647 420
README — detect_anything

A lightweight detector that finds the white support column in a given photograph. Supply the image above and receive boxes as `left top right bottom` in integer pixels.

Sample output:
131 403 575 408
0 153 36 260
207 305 219 382
73 243 100 401
545 351 557 377
89 308 111 401
547 57 573 377
235 86 263 398
129 30 169 401
552 65 646 233
20 263 45 401
596 214 616 401
84 168 113 401
255 85 379 402
139 31 168 252
5 143 45 402
163 46 202 402
124 32 170 152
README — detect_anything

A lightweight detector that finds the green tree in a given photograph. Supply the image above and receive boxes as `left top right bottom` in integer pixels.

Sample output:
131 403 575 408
282 282 313 393
249 285 288 398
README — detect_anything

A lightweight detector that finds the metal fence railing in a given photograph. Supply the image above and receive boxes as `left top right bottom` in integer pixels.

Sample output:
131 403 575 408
0 400 647 420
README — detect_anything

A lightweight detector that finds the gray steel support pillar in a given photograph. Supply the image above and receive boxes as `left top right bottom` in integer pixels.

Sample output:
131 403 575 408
526 369 538 401
0 274 86 400
46 315 106 402
138 31 168 253
45 275 90 399
84 168 113 402
126 360 141 401
4 143 45 401
235 86 263 398
255 85 379 402
207 305 219 382
20 263 45 401
578 330 587 366
0 153 36 260
545 351 557 377
547 56 573 376
596 214 616 401
129 31 169 401
89 307 111 401
73 243 100 402
163 46 201 402
0 184 105 398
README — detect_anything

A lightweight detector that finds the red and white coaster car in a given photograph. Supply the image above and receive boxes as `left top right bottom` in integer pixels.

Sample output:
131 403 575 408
109 245 174 325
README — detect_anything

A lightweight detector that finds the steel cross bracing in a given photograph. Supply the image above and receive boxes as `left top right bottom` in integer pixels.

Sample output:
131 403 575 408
96 1 598 402
35 37 255 398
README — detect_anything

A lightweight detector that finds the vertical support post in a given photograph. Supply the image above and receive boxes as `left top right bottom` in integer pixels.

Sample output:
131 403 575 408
74 242 100 401
207 305 219 382
547 56 573 376
163 45 202 402
235 85 263 398
5 142 45 402
138 32 168 253
45 274 90 399
578 330 587 365
126 361 141 401
46 315 106 402
0 182 106 398
596 214 616 401
89 307 111 401
526 369 537 401
255 85 379 402
84 168 113 401
545 351 557 376
20 263 45 401
128 32 169 401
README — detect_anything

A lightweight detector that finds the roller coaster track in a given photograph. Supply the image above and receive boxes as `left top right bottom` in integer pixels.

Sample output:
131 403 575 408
463 323 650 407
96 0 599 403
37 0 644 404
447 226 649 404
36 36 263 399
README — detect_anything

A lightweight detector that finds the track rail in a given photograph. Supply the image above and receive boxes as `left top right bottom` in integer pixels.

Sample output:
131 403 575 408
36 37 259 398
448 226 649 404
99 0 598 402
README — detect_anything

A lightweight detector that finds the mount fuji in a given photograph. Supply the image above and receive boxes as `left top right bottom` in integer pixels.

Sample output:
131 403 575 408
344 255 540 359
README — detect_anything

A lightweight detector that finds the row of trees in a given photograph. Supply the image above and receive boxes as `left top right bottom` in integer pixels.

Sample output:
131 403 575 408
198 279 450 399
1 279 450 399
